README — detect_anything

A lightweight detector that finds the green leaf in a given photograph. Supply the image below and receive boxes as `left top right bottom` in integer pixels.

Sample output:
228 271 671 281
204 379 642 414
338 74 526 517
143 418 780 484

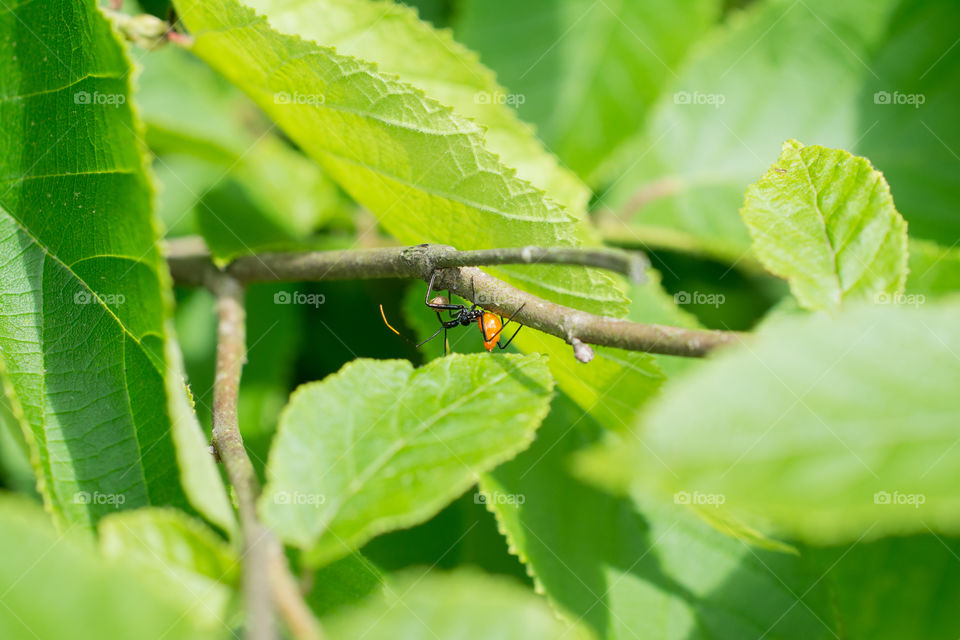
906 238 960 297
99 508 239 628
481 392 835 639
137 45 349 260
306 554 384 617
184 137 352 263
259 354 554 566
0 0 217 528
0 496 220 640
740 140 908 313
854 0 960 245
137 45 259 161
639 300 960 544
456 0 720 182
248 0 589 215
600 0 960 257
172 0 626 316
511 330 663 431
802 535 960 639
164 326 237 535
324 569 593 639
153 154 225 236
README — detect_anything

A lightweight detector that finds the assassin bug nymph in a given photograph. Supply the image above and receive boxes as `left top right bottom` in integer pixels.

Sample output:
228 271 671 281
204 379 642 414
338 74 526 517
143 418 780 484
380 270 526 353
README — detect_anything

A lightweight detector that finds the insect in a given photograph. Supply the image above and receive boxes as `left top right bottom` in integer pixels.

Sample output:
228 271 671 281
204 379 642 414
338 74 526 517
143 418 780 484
380 270 525 353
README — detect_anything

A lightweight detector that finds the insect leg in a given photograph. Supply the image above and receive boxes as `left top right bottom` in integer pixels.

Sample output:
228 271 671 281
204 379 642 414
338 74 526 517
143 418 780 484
487 303 526 341
424 270 464 313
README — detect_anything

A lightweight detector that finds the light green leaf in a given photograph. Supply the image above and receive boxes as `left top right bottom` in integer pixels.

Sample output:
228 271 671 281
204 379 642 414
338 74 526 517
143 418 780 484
0 0 207 528
324 569 593 640
154 154 225 236
99 508 239 628
740 140 908 313
249 0 589 215
639 301 960 544
511 330 663 431
137 45 349 260
138 45 259 161
259 354 554 566
481 393 835 639
172 0 626 315
600 0 960 257
456 0 720 182
164 326 237 535
186 137 351 263
907 238 960 297
0 496 220 640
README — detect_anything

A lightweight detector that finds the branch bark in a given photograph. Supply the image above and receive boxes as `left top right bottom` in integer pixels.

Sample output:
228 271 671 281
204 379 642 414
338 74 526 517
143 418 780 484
208 272 322 640
169 240 649 286
177 240 739 359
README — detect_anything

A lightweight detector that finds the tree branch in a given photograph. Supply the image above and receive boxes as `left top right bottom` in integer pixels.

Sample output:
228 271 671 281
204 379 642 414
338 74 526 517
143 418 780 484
207 272 323 640
177 240 739 360
169 240 649 286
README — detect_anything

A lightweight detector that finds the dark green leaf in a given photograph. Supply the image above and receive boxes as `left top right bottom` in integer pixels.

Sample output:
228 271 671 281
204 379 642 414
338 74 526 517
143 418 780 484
0 0 230 530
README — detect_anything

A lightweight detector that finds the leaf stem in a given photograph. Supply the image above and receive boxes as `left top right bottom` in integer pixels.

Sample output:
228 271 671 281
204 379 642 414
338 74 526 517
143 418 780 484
175 240 739 360
207 271 323 640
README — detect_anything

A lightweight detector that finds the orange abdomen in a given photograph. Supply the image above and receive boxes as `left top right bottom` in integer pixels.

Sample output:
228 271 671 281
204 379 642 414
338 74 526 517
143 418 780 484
479 312 501 351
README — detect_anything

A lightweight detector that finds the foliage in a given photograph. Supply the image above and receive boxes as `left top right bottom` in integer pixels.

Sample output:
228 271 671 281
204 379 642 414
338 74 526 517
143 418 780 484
740 139 908 313
638 301 960 544
0 0 957 638
259 354 553 566
0 0 230 531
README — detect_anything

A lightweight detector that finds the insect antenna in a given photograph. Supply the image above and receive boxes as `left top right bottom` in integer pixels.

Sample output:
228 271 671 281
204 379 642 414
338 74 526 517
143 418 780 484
380 304 446 349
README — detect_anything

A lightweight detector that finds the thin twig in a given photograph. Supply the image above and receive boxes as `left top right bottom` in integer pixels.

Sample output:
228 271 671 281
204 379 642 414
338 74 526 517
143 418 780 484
169 240 648 286
175 240 739 359
208 272 322 640
267 547 322 640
